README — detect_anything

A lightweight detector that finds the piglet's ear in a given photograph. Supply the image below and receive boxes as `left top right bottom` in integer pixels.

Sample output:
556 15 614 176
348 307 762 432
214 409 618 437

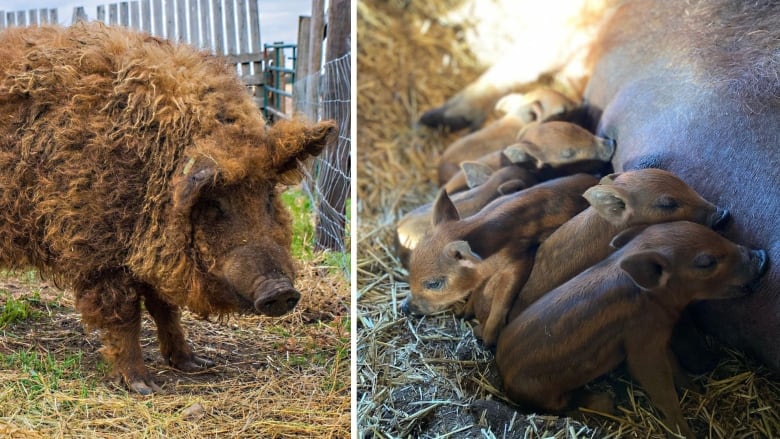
620 250 670 290
503 143 532 165
266 119 338 184
599 173 620 184
497 179 528 195
609 225 647 249
172 159 216 215
432 188 460 226
461 161 493 188
444 240 482 266
583 184 632 225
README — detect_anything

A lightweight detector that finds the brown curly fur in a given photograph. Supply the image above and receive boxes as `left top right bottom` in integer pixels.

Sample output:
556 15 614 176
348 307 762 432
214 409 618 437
0 22 335 386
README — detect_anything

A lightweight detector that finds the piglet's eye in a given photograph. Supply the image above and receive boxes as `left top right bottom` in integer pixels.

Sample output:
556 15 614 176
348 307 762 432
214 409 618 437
423 278 445 290
693 254 718 270
654 196 679 210
560 149 575 159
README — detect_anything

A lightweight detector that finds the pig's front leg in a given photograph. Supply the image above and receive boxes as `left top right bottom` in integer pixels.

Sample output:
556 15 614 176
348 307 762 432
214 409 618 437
480 261 533 347
74 276 160 395
142 286 215 372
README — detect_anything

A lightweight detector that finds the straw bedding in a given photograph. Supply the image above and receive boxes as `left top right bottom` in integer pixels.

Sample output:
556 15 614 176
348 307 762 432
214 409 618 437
0 250 350 438
356 1 779 437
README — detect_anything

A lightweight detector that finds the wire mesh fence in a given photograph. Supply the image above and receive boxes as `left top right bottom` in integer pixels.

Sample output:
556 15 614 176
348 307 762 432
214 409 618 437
295 52 352 275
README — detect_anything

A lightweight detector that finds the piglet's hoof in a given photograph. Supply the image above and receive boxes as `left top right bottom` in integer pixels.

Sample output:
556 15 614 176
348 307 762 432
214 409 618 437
469 399 518 430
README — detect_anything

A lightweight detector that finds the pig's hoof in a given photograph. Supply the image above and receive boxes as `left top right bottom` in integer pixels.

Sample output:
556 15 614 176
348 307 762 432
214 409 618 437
127 377 162 395
170 353 216 372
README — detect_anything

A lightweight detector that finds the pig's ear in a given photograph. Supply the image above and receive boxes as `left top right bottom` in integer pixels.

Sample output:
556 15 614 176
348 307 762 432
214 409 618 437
620 251 670 290
497 179 528 195
172 159 217 215
461 162 493 188
432 188 460 225
267 119 337 184
583 184 632 225
444 240 482 266
503 143 532 165
609 225 647 249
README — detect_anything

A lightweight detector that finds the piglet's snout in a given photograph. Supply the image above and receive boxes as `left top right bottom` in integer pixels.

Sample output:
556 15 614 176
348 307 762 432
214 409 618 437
750 249 768 278
709 207 730 229
253 278 300 316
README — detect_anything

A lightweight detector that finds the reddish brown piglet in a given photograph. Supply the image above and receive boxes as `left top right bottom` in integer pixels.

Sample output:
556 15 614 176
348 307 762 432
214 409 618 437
402 174 597 346
443 120 614 194
396 160 536 267
438 89 579 184
496 221 768 438
503 121 615 180
508 168 729 319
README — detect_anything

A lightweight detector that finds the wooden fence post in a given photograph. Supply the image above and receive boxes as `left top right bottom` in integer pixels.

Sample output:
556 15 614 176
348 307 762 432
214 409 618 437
306 0 325 121
294 15 311 114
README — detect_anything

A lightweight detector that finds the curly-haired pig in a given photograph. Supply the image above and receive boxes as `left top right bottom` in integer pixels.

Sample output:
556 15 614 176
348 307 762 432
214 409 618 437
402 174 597 346
396 159 536 268
437 89 579 184
496 221 768 438
443 121 614 194
0 23 336 394
508 168 729 319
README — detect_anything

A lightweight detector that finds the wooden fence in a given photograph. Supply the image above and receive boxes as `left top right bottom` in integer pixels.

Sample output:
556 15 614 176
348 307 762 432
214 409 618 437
0 9 58 28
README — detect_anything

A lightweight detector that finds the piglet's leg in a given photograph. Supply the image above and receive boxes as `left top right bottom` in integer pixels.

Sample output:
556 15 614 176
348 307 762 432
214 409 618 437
480 262 532 347
625 340 694 438
142 287 215 372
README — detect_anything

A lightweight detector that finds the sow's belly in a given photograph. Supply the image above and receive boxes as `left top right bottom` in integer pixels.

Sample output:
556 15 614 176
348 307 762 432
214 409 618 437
586 74 780 371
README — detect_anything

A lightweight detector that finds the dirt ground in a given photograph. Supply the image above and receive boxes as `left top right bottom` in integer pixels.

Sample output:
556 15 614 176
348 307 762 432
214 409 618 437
0 252 350 438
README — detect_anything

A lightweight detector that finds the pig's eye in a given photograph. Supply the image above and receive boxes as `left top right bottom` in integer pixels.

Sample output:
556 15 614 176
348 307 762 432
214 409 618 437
423 278 445 291
560 149 576 159
654 196 679 210
203 199 227 219
693 254 718 270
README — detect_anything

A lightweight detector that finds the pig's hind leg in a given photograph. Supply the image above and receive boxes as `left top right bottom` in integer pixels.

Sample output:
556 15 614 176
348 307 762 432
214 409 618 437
142 286 216 372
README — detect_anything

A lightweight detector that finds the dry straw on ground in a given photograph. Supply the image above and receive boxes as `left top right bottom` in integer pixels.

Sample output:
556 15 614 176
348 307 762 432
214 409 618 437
356 1 779 437
0 249 350 438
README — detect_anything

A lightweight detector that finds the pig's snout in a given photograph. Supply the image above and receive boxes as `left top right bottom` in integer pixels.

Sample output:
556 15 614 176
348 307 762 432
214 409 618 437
709 207 730 229
253 278 300 316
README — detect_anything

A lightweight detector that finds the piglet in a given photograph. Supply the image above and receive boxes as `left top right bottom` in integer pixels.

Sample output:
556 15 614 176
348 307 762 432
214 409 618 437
508 168 730 319
437 89 579 184
443 120 614 194
496 221 768 438
403 174 597 346
396 160 536 268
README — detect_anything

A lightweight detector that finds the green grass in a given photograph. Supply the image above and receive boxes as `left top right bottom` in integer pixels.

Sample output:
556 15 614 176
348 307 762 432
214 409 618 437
282 187 350 275
0 350 91 396
0 290 41 328
281 188 316 261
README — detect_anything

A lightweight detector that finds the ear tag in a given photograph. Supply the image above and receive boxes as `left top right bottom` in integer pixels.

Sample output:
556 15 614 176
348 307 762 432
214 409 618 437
182 157 196 176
